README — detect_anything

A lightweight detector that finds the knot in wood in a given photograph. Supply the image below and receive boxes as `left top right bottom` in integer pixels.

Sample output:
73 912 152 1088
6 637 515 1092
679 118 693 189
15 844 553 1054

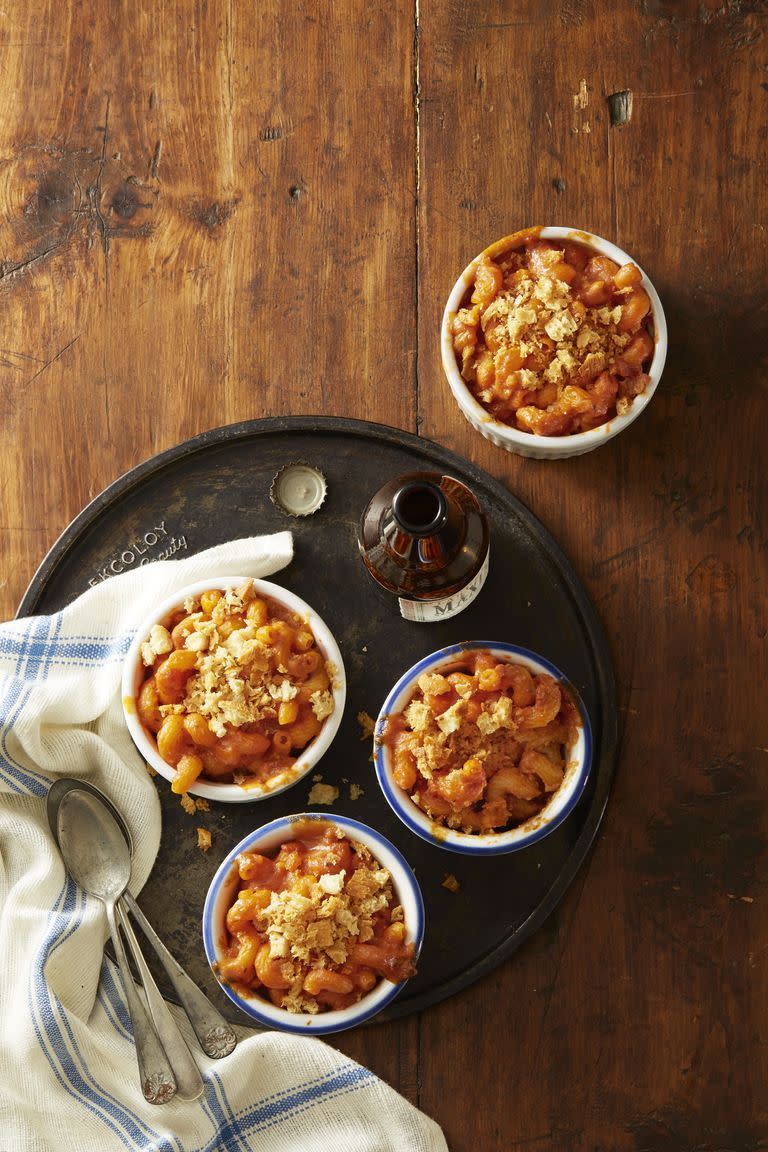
195 200 237 230
34 171 77 225
110 182 140 220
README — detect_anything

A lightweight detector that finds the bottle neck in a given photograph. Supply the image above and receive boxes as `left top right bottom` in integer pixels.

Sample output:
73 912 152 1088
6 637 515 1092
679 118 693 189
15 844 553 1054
385 481 455 564
392 481 447 535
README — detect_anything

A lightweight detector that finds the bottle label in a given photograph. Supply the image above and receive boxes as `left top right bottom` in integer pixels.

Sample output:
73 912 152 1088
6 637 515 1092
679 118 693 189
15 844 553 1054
398 548 490 623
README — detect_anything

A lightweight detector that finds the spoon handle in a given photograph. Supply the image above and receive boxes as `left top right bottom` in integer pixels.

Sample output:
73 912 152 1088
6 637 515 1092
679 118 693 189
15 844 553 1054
122 891 238 1058
105 902 176 1105
117 904 205 1101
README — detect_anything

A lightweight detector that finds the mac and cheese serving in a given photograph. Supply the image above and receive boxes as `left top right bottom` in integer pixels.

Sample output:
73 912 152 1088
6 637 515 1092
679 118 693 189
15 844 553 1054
452 234 654 436
218 821 416 1014
381 651 580 833
135 581 335 793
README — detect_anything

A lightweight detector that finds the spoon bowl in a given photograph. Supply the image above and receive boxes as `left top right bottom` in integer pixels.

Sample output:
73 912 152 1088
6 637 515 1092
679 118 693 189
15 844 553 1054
56 789 131 903
47 777 133 853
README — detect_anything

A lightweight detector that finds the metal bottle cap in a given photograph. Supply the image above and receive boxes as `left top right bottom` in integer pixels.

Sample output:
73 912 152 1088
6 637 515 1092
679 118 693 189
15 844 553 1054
270 463 327 517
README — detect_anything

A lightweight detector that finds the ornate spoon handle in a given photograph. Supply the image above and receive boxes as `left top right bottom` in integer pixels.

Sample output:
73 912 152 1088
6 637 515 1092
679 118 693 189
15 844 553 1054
105 901 176 1105
117 904 204 1100
122 891 238 1058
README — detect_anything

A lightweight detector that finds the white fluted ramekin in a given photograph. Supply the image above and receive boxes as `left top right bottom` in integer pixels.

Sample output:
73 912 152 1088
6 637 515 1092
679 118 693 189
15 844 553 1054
121 577 345 803
440 225 667 459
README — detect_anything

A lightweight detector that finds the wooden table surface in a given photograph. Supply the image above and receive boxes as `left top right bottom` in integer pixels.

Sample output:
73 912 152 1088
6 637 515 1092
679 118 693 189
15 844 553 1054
1 2 766 1148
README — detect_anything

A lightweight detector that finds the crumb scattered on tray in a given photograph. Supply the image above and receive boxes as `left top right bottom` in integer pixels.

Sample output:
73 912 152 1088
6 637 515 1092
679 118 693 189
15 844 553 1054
197 828 212 852
357 710 376 741
307 781 339 806
442 873 460 893
180 794 210 815
145 762 157 778
312 773 323 782
349 783 364 801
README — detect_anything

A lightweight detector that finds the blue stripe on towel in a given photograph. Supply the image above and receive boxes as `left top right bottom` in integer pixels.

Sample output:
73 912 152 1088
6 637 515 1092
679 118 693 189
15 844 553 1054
200 1066 375 1149
201 1074 250 1152
98 959 133 1042
0 629 133 668
0 678 48 796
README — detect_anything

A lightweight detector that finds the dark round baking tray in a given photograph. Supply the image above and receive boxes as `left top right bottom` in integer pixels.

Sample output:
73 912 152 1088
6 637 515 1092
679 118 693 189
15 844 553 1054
19 416 617 1022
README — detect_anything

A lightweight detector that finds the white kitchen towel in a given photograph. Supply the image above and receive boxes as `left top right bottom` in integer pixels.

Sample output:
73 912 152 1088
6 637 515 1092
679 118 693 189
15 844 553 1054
0 534 447 1152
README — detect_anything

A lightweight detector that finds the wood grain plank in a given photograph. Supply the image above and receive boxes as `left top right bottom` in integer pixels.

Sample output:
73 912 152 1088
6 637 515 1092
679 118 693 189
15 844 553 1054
0 0 417 621
418 1 768 1148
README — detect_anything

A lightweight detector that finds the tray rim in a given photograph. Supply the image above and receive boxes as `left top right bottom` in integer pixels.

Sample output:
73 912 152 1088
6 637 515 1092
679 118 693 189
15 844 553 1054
17 415 618 1020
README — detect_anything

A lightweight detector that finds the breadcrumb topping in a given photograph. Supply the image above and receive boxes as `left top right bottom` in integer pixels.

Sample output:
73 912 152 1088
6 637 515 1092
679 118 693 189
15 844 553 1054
310 690 334 721
155 583 333 739
140 624 173 667
467 267 630 399
256 858 395 1014
180 793 210 815
356 711 376 741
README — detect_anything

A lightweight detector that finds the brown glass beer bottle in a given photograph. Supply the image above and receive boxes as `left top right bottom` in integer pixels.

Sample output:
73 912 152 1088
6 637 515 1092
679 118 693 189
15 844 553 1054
357 472 490 623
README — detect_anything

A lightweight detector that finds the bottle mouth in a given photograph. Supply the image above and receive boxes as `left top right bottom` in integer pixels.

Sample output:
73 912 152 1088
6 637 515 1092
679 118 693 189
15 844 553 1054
392 481 447 536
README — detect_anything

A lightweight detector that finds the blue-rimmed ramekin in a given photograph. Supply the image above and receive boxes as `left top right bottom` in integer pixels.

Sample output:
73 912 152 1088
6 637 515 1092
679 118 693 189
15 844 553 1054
202 812 425 1034
374 642 592 856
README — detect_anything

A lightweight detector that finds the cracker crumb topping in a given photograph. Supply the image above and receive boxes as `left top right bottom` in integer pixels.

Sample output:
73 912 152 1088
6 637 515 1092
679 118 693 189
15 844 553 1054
477 267 629 393
154 584 333 739
256 859 394 1011
140 623 174 667
180 793 210 815
310 689 334 721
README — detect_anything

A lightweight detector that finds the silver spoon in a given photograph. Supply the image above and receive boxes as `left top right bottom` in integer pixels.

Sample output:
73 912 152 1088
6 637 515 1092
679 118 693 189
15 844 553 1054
48 779 238 1059
50 785 177 1105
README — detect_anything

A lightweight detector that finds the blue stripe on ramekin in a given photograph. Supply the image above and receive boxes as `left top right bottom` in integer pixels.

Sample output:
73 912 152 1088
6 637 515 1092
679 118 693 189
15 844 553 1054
202 813 425 1035
374 641 593 857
